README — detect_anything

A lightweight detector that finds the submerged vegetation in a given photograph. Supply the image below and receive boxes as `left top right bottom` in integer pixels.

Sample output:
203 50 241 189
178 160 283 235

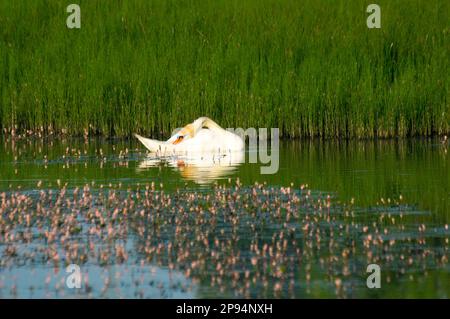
0 0 449 138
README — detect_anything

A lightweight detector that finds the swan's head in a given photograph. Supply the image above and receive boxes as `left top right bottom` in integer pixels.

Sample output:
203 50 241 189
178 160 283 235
171 123 195 145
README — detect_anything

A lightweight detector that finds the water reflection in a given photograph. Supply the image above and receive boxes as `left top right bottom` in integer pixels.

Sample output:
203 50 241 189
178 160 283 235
0 137 449 298
137 150 245 184
0 263 195 298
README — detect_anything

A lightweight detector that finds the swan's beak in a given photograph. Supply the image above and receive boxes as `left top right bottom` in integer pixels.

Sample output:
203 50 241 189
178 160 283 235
171 124 194 145
173 135 184 145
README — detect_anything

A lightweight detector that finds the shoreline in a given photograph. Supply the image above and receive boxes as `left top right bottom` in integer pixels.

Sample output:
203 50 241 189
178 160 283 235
1 128 449 142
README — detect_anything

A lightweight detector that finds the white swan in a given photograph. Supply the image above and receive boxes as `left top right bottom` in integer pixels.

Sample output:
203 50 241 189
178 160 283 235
134 117 244 155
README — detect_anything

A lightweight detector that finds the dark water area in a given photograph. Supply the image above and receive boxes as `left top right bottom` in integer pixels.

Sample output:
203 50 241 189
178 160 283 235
0 136 448 298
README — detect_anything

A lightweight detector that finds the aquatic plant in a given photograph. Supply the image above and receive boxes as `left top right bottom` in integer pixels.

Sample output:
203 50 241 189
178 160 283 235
0 181 448 298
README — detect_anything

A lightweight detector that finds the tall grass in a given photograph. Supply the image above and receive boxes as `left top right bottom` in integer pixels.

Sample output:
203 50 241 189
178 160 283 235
0 0 449 138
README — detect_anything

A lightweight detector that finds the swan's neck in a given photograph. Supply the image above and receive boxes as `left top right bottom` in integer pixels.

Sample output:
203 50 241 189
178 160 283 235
193 117 225 134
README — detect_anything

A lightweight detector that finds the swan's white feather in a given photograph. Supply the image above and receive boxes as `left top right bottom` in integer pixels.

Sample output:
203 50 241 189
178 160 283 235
135 118 244 155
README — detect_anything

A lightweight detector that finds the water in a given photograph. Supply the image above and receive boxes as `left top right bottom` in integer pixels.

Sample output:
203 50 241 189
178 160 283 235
0 136 448 298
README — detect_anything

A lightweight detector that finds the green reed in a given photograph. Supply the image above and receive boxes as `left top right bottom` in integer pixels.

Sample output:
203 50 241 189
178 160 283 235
0 0 449 138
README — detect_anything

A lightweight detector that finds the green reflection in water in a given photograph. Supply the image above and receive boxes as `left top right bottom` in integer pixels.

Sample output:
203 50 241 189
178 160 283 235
0 137 448 298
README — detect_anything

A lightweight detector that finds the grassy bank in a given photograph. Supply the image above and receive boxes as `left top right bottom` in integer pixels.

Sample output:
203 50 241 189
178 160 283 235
0 0 449 138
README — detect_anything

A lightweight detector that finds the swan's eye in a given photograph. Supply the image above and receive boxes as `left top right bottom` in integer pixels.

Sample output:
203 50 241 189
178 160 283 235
173 135 184 145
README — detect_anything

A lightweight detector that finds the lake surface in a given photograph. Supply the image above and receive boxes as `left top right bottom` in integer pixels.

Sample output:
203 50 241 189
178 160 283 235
0 136 448 298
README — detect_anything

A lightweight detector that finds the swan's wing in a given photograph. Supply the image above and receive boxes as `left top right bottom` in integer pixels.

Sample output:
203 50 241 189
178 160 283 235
178 129 222 152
